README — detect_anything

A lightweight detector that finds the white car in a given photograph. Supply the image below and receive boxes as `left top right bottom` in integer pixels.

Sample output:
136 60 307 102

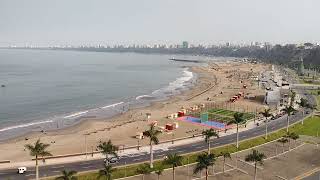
18 167 27 174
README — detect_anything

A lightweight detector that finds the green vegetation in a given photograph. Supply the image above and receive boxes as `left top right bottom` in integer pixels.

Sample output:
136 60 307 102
190 108 255 123
245 149 266 180
25 139 52 180
193 153 216 180
49 116 320 180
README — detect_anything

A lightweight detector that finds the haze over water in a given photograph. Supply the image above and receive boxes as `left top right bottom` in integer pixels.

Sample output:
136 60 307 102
0 49 198 140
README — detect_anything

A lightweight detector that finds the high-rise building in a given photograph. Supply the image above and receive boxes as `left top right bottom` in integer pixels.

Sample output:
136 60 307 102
182 41 189 48
298 56 305 76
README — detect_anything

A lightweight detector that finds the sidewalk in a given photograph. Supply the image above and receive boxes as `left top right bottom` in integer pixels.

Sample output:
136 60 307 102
0 118 260 170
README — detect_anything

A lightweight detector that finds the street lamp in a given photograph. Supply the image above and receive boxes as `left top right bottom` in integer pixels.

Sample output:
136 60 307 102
84 133 90 159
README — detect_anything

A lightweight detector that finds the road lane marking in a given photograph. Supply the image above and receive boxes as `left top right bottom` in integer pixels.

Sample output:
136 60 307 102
51 165 64 169
176 150 185 153
82 166 94 169
25 174 35 177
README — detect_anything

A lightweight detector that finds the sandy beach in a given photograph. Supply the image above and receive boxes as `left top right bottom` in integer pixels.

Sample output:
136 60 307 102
0 60 269 162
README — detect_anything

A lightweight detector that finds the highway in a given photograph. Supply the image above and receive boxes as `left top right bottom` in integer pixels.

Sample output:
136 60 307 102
0 92 314 180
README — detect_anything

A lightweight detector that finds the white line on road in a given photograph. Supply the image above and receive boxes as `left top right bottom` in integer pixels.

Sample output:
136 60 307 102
82 166 94 169
212 142 220 146
176 150 185 153
51 165 64 169
195 146 205 149
25 174 35 177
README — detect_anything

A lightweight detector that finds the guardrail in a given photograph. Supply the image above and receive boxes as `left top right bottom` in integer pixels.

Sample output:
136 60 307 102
0 160 10 164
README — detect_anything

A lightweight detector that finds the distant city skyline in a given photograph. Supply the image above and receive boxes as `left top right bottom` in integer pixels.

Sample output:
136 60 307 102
1 0 320 46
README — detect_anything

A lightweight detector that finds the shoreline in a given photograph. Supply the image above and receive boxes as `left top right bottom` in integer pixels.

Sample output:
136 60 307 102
0 61 268 162
0 66 202 143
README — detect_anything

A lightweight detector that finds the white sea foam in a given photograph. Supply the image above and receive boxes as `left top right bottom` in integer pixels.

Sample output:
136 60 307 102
136 95 153 100
0 120 53 132
152 68 194 95
64 111 89 119
101 102 124 109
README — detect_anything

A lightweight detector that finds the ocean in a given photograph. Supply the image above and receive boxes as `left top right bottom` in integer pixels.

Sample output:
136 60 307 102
0 49 201 141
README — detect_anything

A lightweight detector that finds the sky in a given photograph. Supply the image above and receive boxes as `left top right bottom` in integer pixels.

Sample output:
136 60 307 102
1 0 320 46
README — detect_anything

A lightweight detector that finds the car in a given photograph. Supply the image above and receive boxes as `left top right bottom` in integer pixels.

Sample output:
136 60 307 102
104 156 120 164
18 167 27 174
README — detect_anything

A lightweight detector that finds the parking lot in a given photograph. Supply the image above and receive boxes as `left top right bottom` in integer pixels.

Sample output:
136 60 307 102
124 139 320 180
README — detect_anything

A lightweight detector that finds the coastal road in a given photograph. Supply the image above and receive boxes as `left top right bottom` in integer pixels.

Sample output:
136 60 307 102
303 170 320 180
0 92 315 179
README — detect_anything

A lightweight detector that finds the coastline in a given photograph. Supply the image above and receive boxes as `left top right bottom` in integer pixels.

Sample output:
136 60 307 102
0 65 201 143
0 61 268 162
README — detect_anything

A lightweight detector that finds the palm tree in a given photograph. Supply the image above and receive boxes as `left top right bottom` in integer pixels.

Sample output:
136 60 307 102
281 106 295 132
193 153 216 180
277 137 289 153
220 151 231 173
154 166 164 180
143 124 162 168
55 170 77 180
164 153 183 180
227 112 246 149
288 132 299 148
202 128 219 154
97 164 114 180
260 108 272 139
298 98 308 125
97 140 118 165
25 139 52 180
290 90 296 107
245 149 266 180
136 163 152 180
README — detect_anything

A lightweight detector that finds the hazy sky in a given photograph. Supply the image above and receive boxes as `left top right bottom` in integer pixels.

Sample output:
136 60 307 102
1 0 319 46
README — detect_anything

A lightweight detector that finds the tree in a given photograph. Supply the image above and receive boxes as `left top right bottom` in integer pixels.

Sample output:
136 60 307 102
288 132 299 148
245 149 266 180
154 166 164 180
136 163 153 180
164 153 183 180
307 103 317 118
25 139 52 180
202 128 219 154
260 108 272 139
277 137 289 153
290 90 296 107
281 106 295 132
193 153 216 180
227 112 246 149
97 140 118 165
55 170 77 180
298 98 308 125
143 124 162 168
220 151 231 173
97 164 114 180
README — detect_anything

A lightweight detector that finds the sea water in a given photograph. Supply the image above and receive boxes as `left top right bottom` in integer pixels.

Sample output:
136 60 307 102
0 49 201 140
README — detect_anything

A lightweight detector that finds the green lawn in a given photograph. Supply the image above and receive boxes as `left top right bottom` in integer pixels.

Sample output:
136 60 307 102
290 116 320 137
48 116 320 180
